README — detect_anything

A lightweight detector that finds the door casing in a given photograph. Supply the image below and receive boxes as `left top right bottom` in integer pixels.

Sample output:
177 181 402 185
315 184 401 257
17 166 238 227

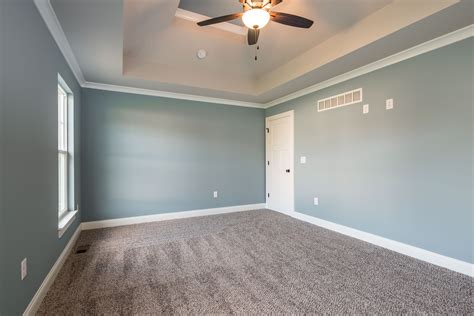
265 110 295 212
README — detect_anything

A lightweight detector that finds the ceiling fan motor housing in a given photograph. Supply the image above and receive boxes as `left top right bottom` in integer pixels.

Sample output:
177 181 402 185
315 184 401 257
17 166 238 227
243 0 269 10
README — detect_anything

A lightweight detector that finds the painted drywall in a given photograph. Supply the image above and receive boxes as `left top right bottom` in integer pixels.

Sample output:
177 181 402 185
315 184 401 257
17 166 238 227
81 89 265 222
1 0 81 314
0 0 6 312
266 38 473 263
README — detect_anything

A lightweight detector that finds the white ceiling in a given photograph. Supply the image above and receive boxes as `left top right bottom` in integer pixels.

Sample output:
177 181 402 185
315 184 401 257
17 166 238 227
49 0 472 104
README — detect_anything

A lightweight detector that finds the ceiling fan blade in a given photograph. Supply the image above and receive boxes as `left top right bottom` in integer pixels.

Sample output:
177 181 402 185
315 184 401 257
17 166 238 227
270 12 313 28
271 0 283 7
247 28 260 45
197 12 243 27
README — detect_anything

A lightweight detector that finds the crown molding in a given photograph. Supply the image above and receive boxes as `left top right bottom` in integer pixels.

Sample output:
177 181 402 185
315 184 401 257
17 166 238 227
263 24 474 108
82 82 264 108
34 0 85 85
34 0 261 108
34 0 473 110
175 8 247 36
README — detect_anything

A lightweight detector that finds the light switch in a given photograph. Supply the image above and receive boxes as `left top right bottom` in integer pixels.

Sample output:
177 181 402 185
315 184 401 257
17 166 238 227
213 191 218 198
314 197 319 205
386 98 394 110
363 104 369 114
300 156 306 164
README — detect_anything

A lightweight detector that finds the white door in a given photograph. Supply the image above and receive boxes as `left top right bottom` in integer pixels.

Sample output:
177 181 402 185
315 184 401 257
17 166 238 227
266 110 294 212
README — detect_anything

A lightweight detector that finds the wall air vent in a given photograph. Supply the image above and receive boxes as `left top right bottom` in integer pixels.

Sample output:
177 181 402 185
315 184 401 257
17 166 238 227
317 88 363 112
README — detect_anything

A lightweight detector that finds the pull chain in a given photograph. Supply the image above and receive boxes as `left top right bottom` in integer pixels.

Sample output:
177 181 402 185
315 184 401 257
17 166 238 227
254 45 260 61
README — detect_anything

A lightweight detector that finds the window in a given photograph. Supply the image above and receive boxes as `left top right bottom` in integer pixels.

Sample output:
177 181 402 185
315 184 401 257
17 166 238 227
57 75 77 238
58 84 69 219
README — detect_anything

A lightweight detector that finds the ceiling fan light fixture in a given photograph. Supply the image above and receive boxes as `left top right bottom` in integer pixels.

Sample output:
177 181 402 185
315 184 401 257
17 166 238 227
242 9 270 29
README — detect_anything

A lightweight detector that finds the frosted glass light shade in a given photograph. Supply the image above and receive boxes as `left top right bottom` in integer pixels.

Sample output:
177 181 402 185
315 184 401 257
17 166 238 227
242 9 270 29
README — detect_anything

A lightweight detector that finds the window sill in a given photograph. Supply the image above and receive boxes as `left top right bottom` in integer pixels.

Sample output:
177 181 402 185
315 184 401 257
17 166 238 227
58 210 78 238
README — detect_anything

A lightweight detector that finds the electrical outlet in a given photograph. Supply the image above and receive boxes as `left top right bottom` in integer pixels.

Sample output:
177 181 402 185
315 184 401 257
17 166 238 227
21 258 27 280
300 156 306 164
386 98 394 110
314 197 319 206
213 191 218 198
363 104 369 114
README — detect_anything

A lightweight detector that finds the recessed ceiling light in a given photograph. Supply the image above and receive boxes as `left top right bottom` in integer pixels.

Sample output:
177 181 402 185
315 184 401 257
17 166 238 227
197 49 207 60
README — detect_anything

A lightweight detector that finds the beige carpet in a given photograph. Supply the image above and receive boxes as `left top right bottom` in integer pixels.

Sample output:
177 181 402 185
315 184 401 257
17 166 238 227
38 210 473 314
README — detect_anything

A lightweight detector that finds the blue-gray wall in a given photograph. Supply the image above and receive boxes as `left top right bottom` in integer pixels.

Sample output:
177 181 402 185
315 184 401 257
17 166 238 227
81 89 265 222
1 0 81 314
0 0 6 312
0 1 471 313
266 38 473 263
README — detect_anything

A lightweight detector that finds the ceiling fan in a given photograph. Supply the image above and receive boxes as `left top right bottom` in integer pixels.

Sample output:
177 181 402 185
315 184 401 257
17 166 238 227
197 0 314 46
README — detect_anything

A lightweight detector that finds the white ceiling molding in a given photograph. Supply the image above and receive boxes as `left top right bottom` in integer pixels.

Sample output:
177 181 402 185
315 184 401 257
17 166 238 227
264 24 474 108
175 8 246 36
34 0 472 110
34 0 85 85
257 0 460 94
82 82 263 108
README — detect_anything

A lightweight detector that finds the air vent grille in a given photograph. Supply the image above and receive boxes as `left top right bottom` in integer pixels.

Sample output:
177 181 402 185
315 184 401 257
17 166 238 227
76 244 90 254
317 88 363 112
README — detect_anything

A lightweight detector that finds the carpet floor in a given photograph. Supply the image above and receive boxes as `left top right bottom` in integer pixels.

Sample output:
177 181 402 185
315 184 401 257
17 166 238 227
38 209 473 314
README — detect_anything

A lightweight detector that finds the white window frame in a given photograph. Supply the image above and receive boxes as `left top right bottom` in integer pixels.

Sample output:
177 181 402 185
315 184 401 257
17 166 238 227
57 74 78 238
58 84 69 219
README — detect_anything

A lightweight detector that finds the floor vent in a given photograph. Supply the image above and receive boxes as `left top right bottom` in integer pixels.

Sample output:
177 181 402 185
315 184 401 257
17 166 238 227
75 244 90 254
317 88 363 112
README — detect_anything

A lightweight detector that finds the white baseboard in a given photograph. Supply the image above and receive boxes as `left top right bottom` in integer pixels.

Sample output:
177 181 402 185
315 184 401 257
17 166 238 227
23 225 82 316
24 205 471 314
274 209 473 277
23 204 264 313
81 203 266 230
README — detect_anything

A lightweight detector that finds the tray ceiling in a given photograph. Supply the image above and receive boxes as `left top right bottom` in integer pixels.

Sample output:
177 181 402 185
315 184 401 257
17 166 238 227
49 0 471 104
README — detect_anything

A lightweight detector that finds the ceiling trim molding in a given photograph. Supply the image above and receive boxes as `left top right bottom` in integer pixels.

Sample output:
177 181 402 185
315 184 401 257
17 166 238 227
175 8 246 36
34 0 85 85
82 82 264 108
264 24 474 108
34 0 472 110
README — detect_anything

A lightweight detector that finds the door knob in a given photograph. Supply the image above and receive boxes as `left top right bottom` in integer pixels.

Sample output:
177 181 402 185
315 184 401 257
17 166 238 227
286 169 290 173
